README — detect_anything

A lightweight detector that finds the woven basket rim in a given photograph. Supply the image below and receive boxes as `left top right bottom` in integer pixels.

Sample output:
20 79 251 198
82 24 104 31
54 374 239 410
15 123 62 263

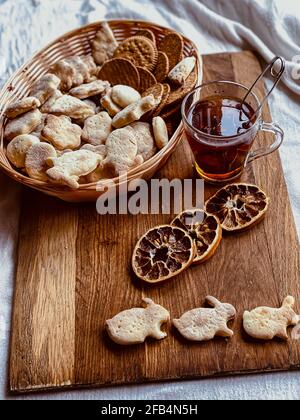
0 19 202 195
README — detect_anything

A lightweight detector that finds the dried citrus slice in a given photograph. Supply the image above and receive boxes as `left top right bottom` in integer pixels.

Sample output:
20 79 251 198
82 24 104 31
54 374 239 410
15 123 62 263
205 183 270 232
171 209 222 264
132 225 195 283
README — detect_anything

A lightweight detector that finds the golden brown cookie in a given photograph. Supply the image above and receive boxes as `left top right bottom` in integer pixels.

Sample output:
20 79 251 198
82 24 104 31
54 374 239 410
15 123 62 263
135 29 156 44
153 51 169 83
97 58 140 90
114 36 158 71
153 83 171 117
137 66 157 93
158 32 184 70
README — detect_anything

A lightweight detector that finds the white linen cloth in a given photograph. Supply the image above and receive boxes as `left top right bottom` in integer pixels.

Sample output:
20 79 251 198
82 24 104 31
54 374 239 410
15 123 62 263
0 0 299 400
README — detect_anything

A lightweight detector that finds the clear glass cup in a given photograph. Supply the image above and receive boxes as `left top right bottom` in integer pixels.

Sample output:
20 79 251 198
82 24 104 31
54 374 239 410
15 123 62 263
181 81 284 183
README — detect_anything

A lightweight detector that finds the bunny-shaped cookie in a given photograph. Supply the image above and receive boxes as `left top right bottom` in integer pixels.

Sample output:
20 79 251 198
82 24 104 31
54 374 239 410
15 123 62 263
106 298 170 345
173 296 236 341
243 296 299 340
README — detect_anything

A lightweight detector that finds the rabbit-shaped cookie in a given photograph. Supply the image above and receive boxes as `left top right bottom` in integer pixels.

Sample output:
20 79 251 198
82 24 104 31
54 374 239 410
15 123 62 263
106 298 170 345
173 296 236 341
243 296 299 340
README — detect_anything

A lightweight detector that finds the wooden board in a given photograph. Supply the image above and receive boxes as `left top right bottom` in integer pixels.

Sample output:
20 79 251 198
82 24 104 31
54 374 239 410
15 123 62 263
9 51 300 393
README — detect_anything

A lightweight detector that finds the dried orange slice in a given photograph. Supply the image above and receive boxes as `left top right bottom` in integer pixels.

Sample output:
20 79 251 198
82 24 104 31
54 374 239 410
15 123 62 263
205 183 270 232
171 209 222 264
132 225 195 283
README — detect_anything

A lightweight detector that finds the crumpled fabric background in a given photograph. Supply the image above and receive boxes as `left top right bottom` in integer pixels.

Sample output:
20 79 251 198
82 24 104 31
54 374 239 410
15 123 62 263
0 0 299 400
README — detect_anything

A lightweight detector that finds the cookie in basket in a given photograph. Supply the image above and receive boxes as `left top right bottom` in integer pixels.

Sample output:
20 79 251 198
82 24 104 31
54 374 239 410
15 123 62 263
97 58 140 90
114 36 158 71
135 29 156 44
141 83 164 118
137 67 157 93
153 51 169 83
111 85 141 108
47 95 95 120
42 115 82 150
91 22 118 65
102 127 143 176
69 80 110 99
101 87 122 117
130 122 157 161
6 134 40 168
4 109 43 141
5 97 40 119
25 142 57 182
153 83 171 117
112 95 156 128
29 74 61 105
82 111 112 146
158 32 184 70
46 150 102 189
168 57 196 86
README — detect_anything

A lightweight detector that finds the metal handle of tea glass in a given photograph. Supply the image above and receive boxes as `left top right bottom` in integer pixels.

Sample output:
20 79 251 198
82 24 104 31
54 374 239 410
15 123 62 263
247 122 284 164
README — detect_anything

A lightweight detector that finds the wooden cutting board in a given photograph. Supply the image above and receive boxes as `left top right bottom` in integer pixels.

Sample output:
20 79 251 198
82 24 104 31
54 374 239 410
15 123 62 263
9 51 300 393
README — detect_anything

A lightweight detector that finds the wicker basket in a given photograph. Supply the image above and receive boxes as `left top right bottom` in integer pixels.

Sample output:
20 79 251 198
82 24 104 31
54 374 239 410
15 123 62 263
0 20 202 202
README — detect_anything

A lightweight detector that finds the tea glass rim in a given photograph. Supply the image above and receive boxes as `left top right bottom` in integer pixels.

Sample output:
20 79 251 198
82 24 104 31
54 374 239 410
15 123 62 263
181 80 261 145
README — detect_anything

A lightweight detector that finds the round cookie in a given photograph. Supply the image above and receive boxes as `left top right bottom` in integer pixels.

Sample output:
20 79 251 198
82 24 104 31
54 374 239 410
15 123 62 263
114 36 158 71
97 58 140 90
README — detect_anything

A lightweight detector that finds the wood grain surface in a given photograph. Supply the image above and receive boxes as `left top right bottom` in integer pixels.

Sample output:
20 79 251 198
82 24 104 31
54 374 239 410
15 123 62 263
9 51 300 393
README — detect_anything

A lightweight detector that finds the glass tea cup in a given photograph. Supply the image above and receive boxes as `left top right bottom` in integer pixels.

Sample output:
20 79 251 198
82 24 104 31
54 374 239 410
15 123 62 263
181 81 284 183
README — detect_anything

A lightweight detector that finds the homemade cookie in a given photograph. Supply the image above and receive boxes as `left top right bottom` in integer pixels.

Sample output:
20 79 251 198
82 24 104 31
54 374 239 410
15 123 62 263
25 142 57 181
81 55 98 77
173 296 236 341
6 134 40 168
30 114 48 139
158 32 184 70
91 22 118 65
106 298 170 345
137 67 157 93
69 80 110 99
81 144 107 159
51 56 94 91
111 85 141 108
112 95 156 128
98 58 140 90
243 296 299 340
82 111 112 145
152 116 169 149
48 95 95 120
42 115 82 150
40 89 63 113
135 29 156 44
46 150 101 189
4 109 42 141
168 56 196 86
103 127 142 175
101 87 122 117
29 74 61 105
5 97 40 119
153 51 169 82
130 122 157 161
114 36 158 71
